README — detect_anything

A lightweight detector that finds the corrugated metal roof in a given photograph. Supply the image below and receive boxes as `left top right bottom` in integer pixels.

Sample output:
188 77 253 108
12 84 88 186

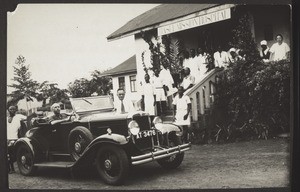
107 4 219 40
101 55 136 77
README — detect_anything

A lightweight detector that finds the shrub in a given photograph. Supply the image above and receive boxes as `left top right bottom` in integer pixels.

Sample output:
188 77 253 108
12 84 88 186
214 59 290 140
211 13 290 141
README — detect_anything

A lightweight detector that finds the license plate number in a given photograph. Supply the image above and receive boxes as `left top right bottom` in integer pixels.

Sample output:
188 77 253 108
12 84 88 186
136 130 156 139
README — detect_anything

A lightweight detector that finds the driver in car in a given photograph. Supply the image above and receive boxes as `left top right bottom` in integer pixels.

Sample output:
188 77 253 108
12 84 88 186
49 103 68 121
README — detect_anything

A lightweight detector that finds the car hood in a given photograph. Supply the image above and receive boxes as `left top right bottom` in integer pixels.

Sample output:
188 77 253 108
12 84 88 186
77 111 149 122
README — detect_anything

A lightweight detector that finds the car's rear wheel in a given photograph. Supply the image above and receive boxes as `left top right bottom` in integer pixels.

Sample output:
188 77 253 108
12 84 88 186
68 126 93 161
157 134 184 169
16 144 37 175
95 145 129 185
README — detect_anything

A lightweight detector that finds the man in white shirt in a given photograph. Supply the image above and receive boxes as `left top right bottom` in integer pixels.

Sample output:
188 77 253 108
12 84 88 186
173 86 191 143
188 48 202 82
7 105 27 173
141 74 156 115
160 61 176 96
214 45 229 68
195 47 208 82
114 88 134 114
269 34 290 61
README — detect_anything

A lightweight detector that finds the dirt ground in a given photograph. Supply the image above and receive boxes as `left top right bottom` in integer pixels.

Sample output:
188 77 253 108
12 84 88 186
8 138 290 190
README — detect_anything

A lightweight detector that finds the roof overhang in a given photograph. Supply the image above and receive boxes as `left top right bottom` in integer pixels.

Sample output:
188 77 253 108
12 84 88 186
100 70 137 77
107 4 236 41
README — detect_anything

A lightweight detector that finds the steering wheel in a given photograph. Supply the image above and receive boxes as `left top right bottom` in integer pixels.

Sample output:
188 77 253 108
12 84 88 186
66 111 77 121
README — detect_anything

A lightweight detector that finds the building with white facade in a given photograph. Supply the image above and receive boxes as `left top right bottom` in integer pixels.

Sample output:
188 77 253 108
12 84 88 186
101 55 140 109
106 4 291 123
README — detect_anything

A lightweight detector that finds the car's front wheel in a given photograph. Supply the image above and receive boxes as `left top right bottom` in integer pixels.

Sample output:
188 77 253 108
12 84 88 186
16 144 37 176
95 145 129 185
157 134 184 169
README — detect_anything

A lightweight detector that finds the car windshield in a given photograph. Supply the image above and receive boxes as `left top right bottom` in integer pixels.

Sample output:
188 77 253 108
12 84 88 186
71 96 114 112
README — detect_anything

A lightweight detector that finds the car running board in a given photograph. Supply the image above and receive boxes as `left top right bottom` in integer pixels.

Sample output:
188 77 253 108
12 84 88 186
34 161 74 168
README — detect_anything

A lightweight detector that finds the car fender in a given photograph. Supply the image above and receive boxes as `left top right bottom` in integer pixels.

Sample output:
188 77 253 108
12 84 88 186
71 133 129 168
14 137 35 156
91 133 129 145
154 123 182 135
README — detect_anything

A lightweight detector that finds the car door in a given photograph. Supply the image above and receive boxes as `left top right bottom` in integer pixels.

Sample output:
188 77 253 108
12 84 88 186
50 121 77 153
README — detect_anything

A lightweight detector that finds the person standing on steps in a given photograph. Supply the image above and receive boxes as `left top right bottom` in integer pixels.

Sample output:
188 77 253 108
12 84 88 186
181 67 195 94
213 45 229 68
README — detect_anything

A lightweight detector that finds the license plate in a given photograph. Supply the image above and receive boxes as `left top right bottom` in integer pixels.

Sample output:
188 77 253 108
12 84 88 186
136 130 156 139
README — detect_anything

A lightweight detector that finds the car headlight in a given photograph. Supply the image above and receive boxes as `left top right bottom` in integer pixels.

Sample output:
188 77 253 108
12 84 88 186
128 120 140 135
152 116 162 125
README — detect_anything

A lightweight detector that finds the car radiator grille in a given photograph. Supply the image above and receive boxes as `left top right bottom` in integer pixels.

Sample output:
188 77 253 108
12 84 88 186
133 116 151 131
132 116 164 151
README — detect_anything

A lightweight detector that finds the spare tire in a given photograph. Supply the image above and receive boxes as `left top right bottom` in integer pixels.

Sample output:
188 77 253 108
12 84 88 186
68 126 93 161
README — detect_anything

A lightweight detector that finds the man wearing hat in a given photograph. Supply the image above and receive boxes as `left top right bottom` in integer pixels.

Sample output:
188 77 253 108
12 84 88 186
49 103 68 120
260 40 270 62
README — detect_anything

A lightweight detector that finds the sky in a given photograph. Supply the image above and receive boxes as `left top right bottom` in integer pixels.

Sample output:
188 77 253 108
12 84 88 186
7 4 158 93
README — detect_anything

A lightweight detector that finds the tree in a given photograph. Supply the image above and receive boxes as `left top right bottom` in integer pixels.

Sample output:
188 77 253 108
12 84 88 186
68 78 94 98
68 70 112 98
141 30 164 73
8 55 40 106
37 81 70 107
90 70 112 96
162 34 184 74
229 13 261 63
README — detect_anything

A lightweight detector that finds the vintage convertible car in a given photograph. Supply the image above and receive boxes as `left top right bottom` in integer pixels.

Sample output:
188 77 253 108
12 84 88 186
14 96 191 185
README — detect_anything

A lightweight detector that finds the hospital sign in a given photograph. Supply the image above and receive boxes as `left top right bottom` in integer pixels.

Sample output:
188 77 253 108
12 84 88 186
158 8 231 36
